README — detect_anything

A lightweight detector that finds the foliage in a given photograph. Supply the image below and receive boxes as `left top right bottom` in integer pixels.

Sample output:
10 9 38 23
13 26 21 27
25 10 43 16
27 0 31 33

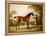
9 19 16 27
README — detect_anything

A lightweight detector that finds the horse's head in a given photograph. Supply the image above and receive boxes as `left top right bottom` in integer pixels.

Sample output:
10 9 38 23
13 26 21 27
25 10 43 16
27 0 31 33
31 12 34 16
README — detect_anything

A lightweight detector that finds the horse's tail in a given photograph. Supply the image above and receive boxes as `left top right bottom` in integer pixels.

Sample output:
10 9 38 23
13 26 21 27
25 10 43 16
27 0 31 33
14 16 16 19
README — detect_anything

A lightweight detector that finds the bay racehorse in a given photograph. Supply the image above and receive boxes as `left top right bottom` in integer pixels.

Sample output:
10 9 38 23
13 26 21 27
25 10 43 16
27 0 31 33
14 12 34 30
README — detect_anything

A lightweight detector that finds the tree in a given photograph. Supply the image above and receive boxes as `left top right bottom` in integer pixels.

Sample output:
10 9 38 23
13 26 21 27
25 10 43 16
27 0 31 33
28 4 43 31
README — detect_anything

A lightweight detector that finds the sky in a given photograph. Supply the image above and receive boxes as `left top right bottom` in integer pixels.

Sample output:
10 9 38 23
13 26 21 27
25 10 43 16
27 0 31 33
10 4 33 17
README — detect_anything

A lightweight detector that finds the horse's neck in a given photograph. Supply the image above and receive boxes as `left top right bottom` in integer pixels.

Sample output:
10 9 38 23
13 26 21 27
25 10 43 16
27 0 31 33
26 13 31 17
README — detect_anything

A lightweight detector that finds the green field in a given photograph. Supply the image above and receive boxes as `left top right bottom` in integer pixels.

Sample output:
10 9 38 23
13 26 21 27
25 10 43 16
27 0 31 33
8 19 43 33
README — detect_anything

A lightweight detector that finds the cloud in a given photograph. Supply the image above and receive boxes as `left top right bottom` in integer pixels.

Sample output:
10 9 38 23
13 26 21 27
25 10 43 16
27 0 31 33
10 4 32 16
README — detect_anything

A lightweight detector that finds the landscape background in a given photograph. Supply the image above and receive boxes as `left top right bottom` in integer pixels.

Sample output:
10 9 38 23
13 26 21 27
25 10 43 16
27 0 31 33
8 4 43 33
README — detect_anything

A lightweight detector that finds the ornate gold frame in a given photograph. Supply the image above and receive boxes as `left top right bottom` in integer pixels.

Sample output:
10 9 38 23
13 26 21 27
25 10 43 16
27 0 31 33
5 1 45 36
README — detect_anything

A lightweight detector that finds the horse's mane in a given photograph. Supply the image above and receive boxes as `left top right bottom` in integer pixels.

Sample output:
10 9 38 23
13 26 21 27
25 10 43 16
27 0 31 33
26 12 33 16
26 12 34 17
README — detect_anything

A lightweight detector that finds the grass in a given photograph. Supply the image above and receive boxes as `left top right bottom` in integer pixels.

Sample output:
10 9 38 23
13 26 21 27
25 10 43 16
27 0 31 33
8 19 43 33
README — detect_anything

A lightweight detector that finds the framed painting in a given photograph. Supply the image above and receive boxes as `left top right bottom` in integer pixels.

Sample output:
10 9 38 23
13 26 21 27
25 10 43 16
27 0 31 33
5 1 45 36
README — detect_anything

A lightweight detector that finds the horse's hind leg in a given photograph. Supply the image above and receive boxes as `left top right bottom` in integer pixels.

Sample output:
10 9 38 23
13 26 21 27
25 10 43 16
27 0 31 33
15 22 18 30
27 22 29 29
18 21 20 30
16 19 20 30
16 24 17 30
18 24 20 30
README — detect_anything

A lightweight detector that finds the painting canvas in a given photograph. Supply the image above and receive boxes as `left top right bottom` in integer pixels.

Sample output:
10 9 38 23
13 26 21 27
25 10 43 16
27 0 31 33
5 1 45 35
